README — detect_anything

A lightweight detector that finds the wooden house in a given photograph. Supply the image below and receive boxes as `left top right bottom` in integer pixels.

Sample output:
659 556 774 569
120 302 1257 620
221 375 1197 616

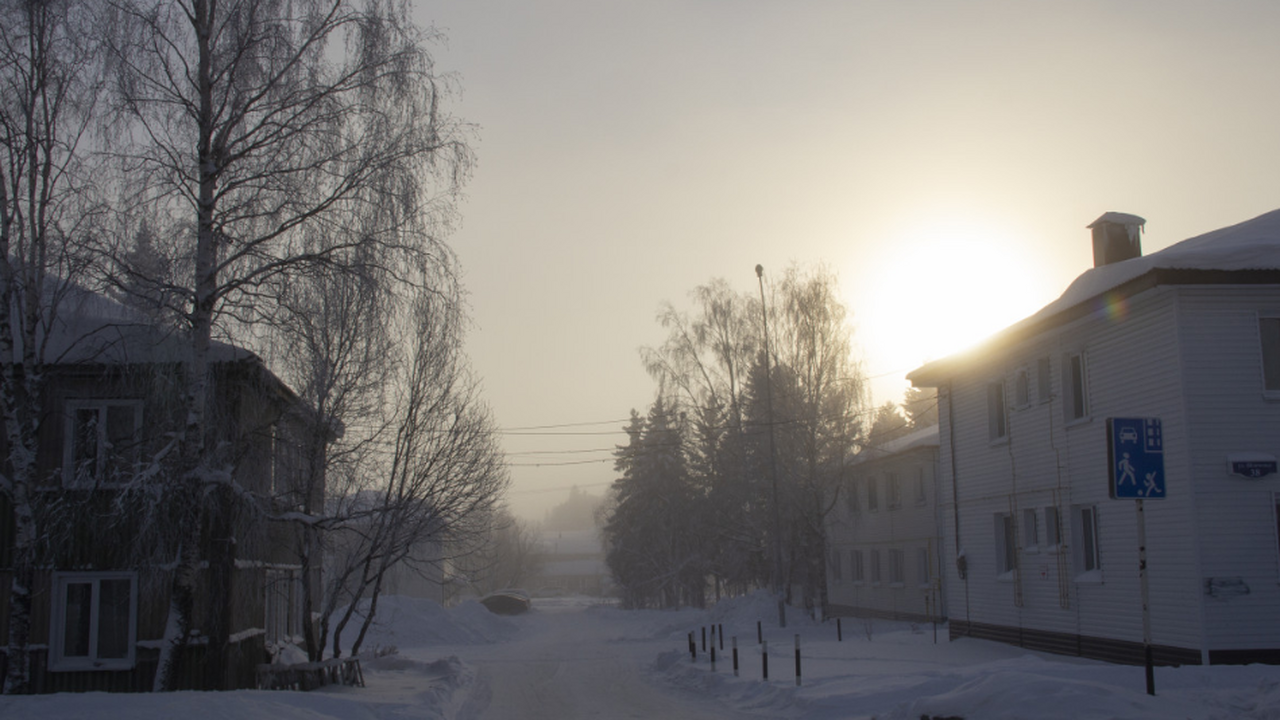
0 289 321 691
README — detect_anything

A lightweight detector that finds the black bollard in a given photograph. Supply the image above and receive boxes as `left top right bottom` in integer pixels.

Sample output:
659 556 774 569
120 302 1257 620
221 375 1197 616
711 643 716 671
794 634 801 687
702 626 707 653
719 623 724 650
689 631 696 661
757 620 762 644
837 617 843 642
763 640 769 680
733 636 739 677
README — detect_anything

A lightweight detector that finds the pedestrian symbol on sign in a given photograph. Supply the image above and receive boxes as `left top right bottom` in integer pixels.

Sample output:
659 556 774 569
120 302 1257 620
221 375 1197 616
1108 418 1166 499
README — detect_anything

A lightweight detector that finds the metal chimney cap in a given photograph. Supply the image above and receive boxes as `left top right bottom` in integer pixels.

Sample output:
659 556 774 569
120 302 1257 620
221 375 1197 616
1088 212 1146 229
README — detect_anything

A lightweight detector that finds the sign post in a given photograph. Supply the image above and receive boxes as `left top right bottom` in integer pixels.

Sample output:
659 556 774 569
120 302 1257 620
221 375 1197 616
1108 417 1165 696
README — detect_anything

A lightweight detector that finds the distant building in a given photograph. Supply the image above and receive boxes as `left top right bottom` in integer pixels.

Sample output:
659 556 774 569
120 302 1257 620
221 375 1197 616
826 425 944 623
531 529 608 597
910 209 1280 665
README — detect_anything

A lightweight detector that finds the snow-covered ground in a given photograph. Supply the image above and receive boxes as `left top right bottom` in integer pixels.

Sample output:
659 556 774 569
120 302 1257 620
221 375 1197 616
3 592 1279 719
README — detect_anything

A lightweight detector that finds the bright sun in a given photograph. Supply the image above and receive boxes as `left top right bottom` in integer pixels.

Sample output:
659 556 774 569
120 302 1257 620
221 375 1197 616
850 215 1053 402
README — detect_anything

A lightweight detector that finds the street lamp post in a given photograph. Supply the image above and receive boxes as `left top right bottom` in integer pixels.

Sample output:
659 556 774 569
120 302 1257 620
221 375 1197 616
756 264 786 629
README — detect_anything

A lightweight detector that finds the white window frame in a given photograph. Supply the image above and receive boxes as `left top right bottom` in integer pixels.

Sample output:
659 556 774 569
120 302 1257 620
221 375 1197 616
867 477 879 512
63 399 143 488
265 568 304 645
1063 352 1089 423
994 512 1017 578
1013 367 1031 409
49 571 138 672
988 380 1008 441
888 548 905 586
1022 508 1039 554
1072 504 1103 579
1036 356 1052 404
851 549 865 583
1261 317 1280 396
887 471 901 509
1044 505 1062 549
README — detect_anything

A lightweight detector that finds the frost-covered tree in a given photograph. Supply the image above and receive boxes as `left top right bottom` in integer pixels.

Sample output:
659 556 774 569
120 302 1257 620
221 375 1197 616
323 281 507 659
101 0 473 689
638 265 866 613
0 0 105 694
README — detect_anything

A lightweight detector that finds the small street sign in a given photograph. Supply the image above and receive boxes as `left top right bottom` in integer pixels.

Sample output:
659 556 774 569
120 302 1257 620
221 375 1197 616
1108 417 1166 499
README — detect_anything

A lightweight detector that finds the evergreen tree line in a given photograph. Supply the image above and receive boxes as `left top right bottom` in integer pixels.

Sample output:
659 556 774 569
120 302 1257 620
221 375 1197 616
602 266 872 613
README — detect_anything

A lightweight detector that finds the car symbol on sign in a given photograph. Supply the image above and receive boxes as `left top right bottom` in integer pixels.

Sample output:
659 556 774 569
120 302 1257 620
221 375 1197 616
1119 427 1139 443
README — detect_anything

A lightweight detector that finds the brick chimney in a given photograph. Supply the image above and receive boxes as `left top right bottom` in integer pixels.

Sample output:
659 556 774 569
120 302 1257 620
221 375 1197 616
1088 212 1145 267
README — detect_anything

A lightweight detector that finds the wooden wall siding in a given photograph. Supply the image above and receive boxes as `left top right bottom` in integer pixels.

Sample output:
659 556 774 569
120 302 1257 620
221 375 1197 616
939 286 1208 658
826 445 944 621
1177 288 1280 652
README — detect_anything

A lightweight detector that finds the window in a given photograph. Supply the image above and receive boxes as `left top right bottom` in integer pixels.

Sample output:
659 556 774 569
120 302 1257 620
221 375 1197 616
265 569 303 645
867 477 879 511
830 549 843 584
50 572 137 671
1262 318 1280 392
845 479 860 514
1064 352 1089 422
913 466 927 505
1014 368 1031 408
889 549 905 585
64 400 142 487
1273 494 1280 578
851 549 865 582
887 471 901 509
1037 356 1052 403
870 549 882 583
1072 505 1101 575
1044 506 1062 548
1022 508 1039 553
917 547 932 587
994 512 1017 576
987 381 1007 440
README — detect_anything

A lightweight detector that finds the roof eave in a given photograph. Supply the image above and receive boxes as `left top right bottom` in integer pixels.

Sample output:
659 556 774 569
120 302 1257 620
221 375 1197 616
907 267 1280 387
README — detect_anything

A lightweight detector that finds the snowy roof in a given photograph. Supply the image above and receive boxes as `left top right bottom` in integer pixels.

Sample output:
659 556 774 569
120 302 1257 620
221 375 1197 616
909 208 1280 385
853 424 939 465
31 283 255 366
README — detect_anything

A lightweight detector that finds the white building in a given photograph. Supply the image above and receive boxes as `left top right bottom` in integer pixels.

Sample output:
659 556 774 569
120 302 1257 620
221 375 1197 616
909 209 1280 665
826 425 945 623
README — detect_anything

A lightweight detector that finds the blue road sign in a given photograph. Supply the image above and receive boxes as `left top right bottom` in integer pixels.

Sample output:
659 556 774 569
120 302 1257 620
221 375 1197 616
1109 417 1165 499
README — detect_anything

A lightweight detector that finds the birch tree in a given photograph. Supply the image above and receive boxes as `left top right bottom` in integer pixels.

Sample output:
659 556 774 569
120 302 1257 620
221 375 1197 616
103 0 472 690
324 281 508 659
0 0 104 694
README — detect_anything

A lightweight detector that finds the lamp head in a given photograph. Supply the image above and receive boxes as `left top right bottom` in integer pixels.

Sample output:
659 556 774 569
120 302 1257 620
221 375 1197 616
755 264 763 278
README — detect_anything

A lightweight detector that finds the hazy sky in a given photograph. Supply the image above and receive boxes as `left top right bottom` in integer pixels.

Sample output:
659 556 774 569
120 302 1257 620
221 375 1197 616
415 1 1280 520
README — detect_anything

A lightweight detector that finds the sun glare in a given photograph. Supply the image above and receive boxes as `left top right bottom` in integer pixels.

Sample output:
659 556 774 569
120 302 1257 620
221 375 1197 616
851 215 1052 402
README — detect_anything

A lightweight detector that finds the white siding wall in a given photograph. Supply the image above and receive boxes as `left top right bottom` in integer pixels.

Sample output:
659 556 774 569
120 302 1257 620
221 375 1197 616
941 286 1206 654
1177 287 1280 654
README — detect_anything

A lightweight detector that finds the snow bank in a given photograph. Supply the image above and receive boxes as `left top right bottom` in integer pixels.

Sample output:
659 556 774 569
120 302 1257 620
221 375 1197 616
331 595 516 651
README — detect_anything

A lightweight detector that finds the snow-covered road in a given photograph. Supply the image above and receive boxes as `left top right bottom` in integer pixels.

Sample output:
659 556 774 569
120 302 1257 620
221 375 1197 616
432 600 766 719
